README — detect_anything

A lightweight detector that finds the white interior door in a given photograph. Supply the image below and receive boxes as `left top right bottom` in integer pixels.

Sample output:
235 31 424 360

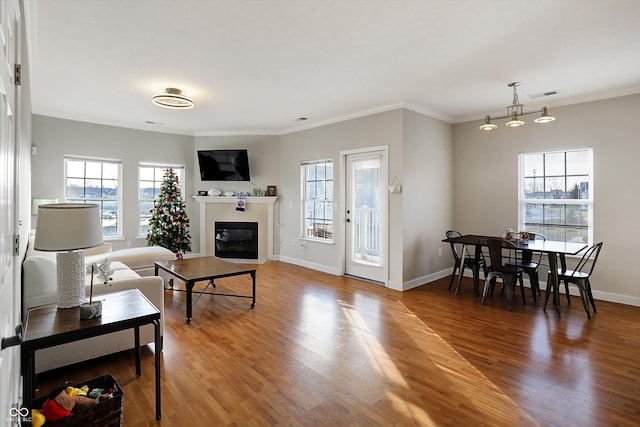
344 149 387 284
0 0 22 423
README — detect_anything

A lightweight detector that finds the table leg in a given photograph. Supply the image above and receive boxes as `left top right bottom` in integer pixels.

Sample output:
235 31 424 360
454 244 467 295
22 349 34 413
251 271 256 308
154 319 161 420
134 325 141 376
186 281 194 323
543 252 562 318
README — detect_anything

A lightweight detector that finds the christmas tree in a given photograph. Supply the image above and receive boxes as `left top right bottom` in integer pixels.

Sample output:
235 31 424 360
146 168 191 259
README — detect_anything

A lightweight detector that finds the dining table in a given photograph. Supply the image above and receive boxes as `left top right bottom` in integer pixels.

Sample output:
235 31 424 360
442 234 588 318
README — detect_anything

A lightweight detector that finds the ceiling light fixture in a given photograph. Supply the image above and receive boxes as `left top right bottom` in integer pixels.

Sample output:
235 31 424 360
479 82 555 131
152 87 194 109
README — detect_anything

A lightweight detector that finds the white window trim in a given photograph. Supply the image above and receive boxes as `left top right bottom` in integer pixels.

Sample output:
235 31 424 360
517 148 593 245
301 158 334 242
64 155 123 240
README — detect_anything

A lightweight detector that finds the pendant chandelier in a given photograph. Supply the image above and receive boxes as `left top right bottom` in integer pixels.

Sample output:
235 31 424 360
479 82 555 131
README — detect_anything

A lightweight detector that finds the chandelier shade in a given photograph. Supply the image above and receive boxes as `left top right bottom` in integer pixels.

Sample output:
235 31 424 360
534 106 556 124
479 116 498 131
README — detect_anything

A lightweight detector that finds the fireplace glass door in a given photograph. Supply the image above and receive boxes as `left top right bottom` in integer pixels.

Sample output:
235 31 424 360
215 222 258 259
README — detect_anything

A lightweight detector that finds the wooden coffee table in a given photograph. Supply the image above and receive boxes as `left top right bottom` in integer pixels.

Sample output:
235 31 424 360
155 256 256 323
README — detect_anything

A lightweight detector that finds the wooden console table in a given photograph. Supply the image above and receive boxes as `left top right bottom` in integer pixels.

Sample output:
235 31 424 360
155 256 256 323
21 289 162 420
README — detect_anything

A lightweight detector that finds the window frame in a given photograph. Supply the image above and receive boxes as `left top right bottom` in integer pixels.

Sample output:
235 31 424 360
301 159 334 242
138 163 186 238
518 148 593 245
64 155 123 240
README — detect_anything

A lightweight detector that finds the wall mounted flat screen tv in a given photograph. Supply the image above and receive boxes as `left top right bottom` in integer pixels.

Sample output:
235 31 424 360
197 149 251 181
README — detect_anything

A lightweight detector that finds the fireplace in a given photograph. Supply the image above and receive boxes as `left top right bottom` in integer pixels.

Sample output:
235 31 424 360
215 222 259 259
196 196 276 263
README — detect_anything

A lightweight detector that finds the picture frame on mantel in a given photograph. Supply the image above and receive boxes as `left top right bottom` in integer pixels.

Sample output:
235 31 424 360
267 185 277 196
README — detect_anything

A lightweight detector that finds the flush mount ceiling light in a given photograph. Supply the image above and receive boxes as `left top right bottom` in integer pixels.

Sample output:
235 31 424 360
152 87 194 109
479 82 555 131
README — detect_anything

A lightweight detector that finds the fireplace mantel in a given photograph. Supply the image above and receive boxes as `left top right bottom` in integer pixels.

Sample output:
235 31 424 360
194 196 277 263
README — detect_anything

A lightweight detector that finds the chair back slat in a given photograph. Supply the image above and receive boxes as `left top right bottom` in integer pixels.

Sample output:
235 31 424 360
445 230 462 261
485 238 518 271
571 242 603 277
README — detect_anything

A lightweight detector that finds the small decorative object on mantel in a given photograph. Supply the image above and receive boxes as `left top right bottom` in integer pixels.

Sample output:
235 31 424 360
252 188 261 197
235 194 247 212
80 264 102 320
267 185 277 196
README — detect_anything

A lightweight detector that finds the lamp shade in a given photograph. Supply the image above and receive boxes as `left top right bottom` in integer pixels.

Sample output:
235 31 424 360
34 203 104 251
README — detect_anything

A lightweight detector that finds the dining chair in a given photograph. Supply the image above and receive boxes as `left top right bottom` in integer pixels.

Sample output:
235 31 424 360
481 238 525 311
547 242 603 319
506 232 545 303
445 230 487 295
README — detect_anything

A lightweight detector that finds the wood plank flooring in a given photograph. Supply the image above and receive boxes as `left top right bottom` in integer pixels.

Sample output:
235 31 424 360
34 261 640 426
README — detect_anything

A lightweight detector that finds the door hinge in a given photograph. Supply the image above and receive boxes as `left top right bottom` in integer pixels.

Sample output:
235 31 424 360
14 64 21 86
13 234 19 256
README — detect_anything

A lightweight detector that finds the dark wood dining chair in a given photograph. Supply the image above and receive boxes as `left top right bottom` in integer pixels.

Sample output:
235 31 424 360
481 238 525 311
445 230 487 295
506 232 545 303
547 242 603 319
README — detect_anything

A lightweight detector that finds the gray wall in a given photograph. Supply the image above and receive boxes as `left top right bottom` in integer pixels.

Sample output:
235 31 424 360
193 134 282 255
402 109 453 285
31 115 195 251
452 93 640 303
279 110 406 285
193 135 281 195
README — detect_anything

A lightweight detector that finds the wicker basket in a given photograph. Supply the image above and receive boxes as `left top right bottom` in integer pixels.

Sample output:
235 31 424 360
33 374 123 427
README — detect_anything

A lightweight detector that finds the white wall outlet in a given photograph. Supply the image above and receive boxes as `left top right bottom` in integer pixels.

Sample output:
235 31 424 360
438 247 442 256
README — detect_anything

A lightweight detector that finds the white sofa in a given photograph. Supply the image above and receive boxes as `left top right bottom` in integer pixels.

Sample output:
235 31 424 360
22 231 174 373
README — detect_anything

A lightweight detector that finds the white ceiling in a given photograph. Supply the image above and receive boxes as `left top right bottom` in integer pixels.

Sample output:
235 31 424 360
24 0 640 136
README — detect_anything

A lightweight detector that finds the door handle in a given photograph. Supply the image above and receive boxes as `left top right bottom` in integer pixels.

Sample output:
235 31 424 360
346 218 351 223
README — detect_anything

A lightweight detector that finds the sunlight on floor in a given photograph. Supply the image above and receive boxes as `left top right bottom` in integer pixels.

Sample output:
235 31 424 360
340 303 409 388
342 298 542 426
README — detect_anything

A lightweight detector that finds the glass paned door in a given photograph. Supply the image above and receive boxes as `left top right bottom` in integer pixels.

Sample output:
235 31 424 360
345 150 387 284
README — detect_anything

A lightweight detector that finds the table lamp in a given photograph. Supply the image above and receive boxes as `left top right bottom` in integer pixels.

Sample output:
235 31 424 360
34 203 104 308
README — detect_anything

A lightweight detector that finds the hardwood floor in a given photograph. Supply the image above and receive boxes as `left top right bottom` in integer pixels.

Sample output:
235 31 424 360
34 261 640 426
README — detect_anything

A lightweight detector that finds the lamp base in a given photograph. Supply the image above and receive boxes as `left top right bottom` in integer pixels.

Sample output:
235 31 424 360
56 250 86 308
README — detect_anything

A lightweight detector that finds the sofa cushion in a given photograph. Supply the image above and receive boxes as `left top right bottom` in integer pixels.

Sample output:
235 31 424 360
108 246 175 271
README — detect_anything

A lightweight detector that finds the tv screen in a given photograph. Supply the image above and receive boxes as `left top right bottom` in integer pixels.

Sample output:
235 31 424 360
197 149 251 181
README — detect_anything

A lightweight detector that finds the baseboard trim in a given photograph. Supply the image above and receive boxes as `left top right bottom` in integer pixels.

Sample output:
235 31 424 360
266 260 640 307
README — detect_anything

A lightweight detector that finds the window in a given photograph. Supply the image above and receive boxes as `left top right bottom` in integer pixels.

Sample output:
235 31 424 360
65 156 122 238
302 159 333 240
138 163 185 236
518 149 593 244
